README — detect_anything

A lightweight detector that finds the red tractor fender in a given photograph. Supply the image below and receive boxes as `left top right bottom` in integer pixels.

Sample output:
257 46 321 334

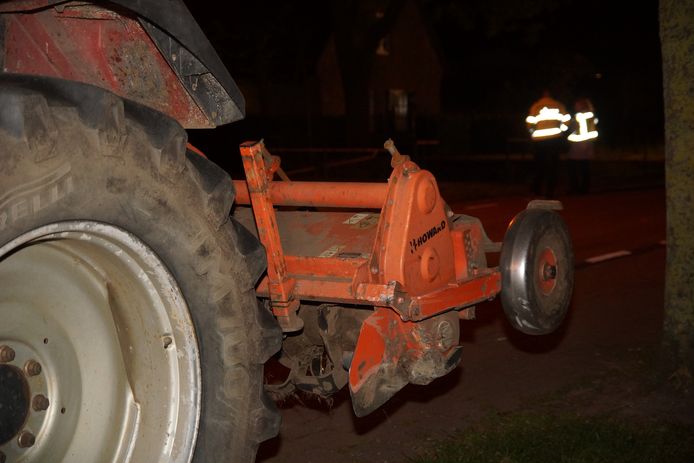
0 0 244 128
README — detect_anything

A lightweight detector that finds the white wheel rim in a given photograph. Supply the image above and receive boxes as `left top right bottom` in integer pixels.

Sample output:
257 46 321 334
0 221 200 463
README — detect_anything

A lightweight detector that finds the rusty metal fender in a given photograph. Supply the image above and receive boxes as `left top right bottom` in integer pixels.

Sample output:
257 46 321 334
0 0 244 126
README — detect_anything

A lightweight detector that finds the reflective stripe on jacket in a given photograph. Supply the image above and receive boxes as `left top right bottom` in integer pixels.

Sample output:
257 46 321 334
526 97 570 140
568 111 598 142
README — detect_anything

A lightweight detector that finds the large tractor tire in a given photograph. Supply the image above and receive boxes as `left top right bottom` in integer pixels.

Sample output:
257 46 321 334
0 76 281 462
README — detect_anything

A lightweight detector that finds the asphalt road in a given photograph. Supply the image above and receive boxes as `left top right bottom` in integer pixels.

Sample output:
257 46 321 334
257 187 667 463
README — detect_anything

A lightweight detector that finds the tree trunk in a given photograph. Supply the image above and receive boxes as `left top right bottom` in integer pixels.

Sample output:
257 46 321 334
660 0 694 390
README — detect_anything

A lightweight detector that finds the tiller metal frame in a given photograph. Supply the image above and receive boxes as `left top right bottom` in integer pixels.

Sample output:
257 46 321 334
233 140 502 416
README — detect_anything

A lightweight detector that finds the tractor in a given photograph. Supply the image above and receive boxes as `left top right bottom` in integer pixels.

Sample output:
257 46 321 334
0 1 573 462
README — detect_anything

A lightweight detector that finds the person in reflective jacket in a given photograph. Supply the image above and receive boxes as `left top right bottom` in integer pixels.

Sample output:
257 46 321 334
567 97 598 194
526 90 570 197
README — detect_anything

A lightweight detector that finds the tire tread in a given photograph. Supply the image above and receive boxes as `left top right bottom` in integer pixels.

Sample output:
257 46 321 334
0 75 280 462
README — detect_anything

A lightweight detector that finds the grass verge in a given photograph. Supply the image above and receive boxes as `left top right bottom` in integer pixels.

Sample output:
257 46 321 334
410 412 694 463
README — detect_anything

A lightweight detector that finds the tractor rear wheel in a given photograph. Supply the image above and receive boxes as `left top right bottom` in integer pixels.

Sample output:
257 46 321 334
0 76 281 462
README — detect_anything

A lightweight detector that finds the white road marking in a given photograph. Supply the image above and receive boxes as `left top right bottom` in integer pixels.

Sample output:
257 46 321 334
585 250 632 264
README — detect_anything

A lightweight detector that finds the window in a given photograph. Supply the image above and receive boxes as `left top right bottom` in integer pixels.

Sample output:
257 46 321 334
388 89 409 131
376 35 391 56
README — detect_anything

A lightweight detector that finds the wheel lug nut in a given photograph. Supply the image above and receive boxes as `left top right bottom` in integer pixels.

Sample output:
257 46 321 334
17 430 36 448
32 394 50 411
25 360 42 376
0 345 15 363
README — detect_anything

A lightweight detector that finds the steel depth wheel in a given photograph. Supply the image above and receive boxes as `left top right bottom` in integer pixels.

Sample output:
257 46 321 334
499 208 574 335
0 222 201 462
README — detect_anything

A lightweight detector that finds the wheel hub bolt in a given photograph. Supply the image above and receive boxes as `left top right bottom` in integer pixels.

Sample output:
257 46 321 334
17 430 36 448
25 360 42 376
32 394 50 412
0 345 15 363
543 263 557 280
